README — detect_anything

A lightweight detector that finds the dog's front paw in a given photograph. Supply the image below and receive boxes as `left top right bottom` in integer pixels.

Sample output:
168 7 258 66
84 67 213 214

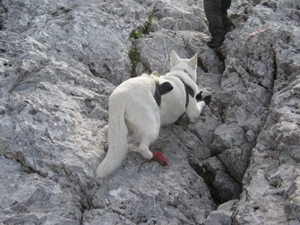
152 151 168 166
203 95 212 106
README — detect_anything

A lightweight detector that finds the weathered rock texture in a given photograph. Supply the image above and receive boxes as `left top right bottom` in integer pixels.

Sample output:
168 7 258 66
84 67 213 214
0 0 299 224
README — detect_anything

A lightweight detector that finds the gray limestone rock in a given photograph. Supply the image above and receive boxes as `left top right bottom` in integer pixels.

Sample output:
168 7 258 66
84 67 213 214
0 0 300 224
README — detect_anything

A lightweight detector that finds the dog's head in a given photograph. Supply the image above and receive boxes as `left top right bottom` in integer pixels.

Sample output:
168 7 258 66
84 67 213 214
170 50 198 81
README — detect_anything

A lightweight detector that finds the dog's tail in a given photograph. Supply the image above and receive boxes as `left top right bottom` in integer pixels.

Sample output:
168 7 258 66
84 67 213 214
96 97 128 178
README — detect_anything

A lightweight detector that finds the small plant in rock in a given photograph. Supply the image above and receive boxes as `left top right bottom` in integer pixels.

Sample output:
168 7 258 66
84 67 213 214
129 30 142 39
128 8 158 76
143 9 156 34
128 48 141 77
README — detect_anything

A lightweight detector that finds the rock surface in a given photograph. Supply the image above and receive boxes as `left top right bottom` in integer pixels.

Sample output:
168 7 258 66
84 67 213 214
0 0 299 224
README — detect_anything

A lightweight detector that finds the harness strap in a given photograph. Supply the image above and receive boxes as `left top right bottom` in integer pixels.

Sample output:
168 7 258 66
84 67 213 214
153 81 173 106
184 83 195 108
170 70 196 109
153 82 162 106
153 76 194 109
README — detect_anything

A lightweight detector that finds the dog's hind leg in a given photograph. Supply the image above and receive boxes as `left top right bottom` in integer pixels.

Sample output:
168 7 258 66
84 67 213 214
137 139 153 159
136 127 168 166
136 121 160 159
133 115 160 160
125 99 167 164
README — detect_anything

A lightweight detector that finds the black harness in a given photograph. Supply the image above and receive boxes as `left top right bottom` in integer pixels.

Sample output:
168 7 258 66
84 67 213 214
153 78 194 109
153 81 173 106
183 82 195 108
154 82 162 106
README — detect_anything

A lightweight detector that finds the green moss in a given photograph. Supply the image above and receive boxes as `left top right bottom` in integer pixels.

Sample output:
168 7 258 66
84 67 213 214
128 8 158 76
90 68 97 76
128 49 141 64
128 49 141 77
129 8 157 40
143 11 155 34
129 30 142 40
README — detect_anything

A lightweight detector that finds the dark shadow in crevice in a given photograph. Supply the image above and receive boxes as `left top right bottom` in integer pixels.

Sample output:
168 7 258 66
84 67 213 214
189 158 242 207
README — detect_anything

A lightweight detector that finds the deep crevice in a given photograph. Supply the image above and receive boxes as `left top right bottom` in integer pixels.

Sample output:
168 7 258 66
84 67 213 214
197 58 208 73
189 161 220 205
0 0 8 31
215 48 226 74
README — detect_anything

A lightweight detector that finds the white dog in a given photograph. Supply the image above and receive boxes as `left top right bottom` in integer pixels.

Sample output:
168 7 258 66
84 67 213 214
96 50 211 178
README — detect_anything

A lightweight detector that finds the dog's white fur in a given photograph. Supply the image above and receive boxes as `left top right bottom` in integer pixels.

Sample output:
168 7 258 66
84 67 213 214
96 50 207 178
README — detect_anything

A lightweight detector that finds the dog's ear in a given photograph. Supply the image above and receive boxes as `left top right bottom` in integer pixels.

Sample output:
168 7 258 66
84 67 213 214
170 50 181 67
189 53 198 70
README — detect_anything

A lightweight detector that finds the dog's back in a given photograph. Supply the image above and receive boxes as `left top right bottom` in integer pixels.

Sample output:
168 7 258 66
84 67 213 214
115 74 190 127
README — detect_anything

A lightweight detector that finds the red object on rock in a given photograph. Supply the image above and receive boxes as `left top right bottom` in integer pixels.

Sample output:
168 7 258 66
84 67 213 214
152 151 168 166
